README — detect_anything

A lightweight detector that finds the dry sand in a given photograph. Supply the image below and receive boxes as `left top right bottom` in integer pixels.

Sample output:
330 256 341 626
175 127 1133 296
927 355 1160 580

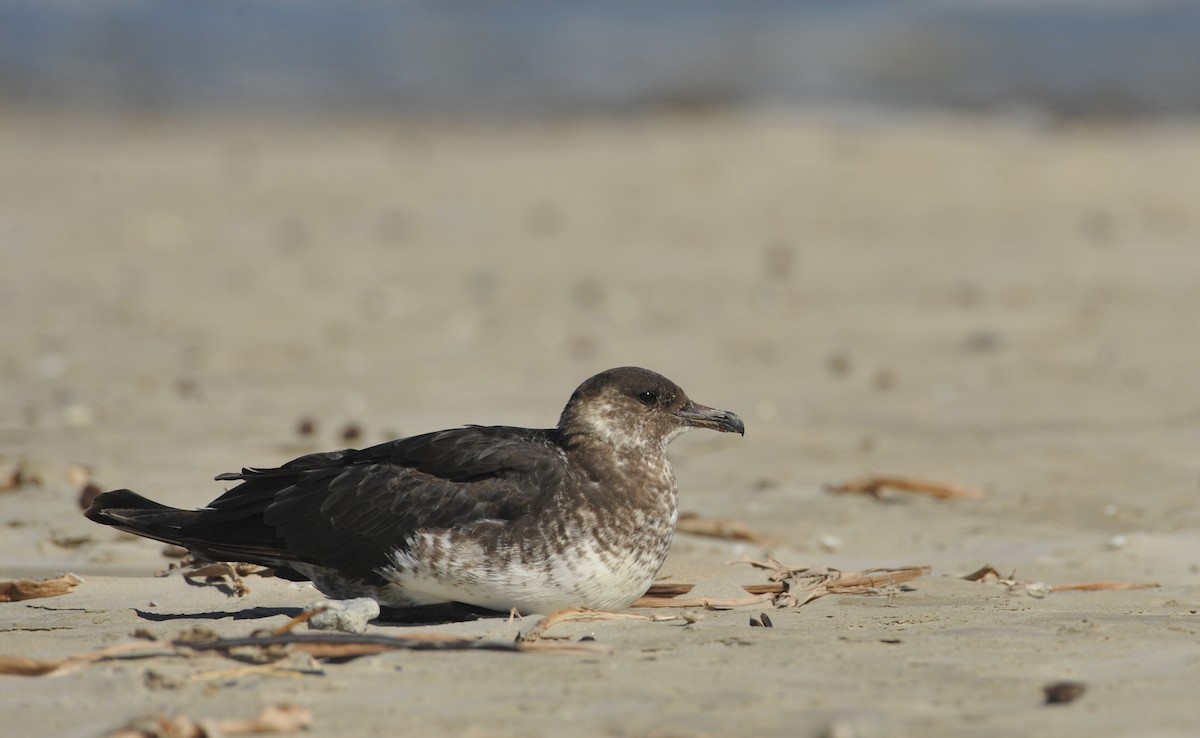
2 110 1200 737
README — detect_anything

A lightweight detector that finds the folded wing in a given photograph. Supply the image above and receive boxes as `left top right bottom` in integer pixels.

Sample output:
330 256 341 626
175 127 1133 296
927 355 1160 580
92 426 567 585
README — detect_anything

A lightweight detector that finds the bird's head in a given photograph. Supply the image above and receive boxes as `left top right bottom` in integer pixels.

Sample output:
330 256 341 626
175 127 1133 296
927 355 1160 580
559 367 744 451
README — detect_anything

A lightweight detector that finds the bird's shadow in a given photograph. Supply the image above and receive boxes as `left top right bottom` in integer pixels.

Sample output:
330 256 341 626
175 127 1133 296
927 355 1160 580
133 602 502 626
376 603 503 626
135 606 303 622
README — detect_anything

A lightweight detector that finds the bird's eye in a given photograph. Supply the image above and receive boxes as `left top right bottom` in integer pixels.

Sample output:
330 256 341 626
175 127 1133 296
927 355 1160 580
637 391 659 406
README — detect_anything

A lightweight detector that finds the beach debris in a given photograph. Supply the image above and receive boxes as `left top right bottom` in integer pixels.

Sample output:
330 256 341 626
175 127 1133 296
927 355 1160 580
517 608 694 644
0 573 82 602
962 566 1051 597
0 620 613 679
0 640 164 677
1043 681 1087 705
872 368 897 391
1053 581 1158 592
827 351 852 378
77 482 105 510
631 591 774 610
676 511 773 546
303 598 380 634
963 565 1157 596
636 560 930 610
69 464 105 510
0 457 42 492
749 613 774 628
161 555 270 597
192 629 611 659
296 416 317 438
642 582 695 598
106 703 313 738
733 557 931 607
340 422 363 444
826 474 985 501
47 533 94 549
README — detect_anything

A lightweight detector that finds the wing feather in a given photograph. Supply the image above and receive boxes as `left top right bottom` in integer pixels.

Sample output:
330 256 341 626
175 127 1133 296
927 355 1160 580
184 426 565 584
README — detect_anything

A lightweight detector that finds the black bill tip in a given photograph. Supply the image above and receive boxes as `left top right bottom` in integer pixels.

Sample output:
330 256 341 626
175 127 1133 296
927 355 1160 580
677 402 745 436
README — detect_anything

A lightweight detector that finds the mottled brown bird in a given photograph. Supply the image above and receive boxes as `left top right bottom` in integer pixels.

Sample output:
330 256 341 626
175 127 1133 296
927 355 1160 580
86 367 744 614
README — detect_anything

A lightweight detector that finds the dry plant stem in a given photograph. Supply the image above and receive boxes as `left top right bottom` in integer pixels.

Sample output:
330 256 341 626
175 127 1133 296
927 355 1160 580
827 474 986 500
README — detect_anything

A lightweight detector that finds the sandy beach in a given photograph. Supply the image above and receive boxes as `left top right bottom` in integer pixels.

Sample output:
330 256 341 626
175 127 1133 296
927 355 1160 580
3 110 1200 737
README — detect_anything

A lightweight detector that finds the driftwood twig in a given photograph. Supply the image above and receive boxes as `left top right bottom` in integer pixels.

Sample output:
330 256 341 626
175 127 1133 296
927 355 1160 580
827 474 985 501
0 573 82 602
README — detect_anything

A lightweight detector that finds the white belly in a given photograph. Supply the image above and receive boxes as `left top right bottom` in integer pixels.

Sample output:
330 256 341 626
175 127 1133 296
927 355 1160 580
376 514 675 614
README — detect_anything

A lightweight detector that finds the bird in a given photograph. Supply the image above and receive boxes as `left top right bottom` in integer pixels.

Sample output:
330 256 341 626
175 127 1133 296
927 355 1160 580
85 366 744 615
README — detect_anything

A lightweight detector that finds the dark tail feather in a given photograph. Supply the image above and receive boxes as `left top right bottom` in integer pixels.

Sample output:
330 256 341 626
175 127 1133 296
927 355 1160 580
84 489 203 548
84 489 302 575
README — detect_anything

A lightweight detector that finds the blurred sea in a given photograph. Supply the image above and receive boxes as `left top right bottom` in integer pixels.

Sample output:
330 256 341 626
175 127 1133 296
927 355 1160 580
2 0 1199 118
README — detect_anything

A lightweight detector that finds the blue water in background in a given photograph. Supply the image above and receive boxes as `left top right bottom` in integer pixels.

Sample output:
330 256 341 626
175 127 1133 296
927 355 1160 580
2 1 1199 118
